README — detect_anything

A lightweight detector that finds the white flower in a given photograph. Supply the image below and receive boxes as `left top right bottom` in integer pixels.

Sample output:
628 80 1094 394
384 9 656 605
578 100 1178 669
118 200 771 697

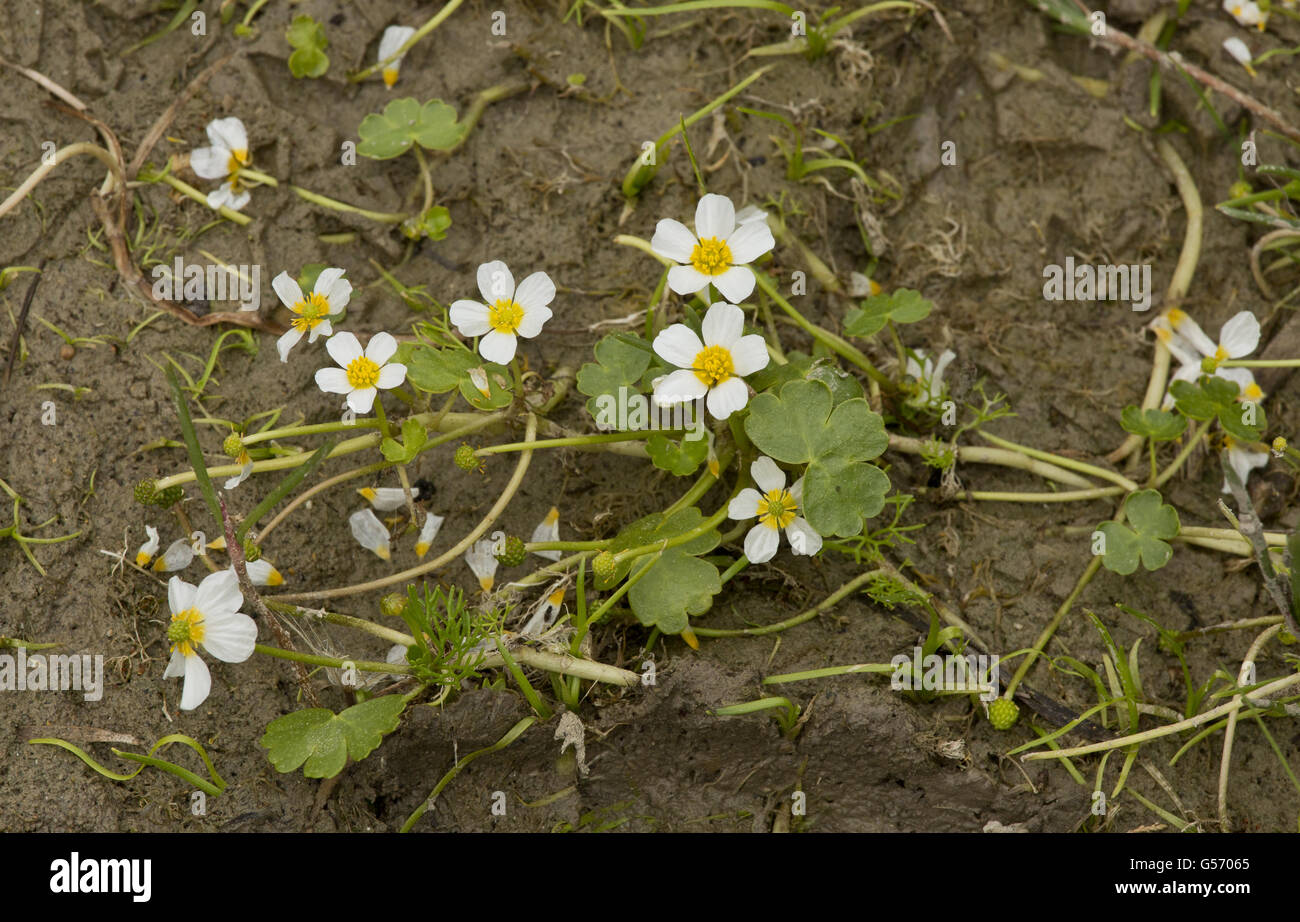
651 301 768 420
191 117 252 212
206 179 251 213
315 331 407 415
465 539 499 592
272 268 352 362
904 348 955 409
241 559 284 587
727 456 822 564
379 25 416 88
1222 436 1269 493
449 260 555 365
349 508 392 560
163 570 257 711
135 525 160 568
518 583 566 637
1223 37 1256 74
357 486 419 511
415 512 445 558
530 506 561 561
1223 0 1267 29
651 193 775 303
1153 309 1261 404
735 203 769 226
152 538 195 573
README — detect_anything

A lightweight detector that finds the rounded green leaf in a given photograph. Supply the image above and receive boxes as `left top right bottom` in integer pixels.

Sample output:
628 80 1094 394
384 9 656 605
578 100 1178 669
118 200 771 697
260 696 407 779
357 98 466 159
628 549 721 634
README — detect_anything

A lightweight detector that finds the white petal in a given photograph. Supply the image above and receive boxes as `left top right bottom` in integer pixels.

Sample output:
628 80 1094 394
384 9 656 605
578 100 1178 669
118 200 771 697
479 330 518 364
272 271 305 310
1169 311 1216 356
701 301 745 349
743 523 780 564
190 146 231 179
359 487 415 511
735 204 769 225
1223 37 1253 66
516 304 552 339
377 363 407 389
728 488 762 520
651 218 698 263
179 653 211 710
1223 447 1269 493
136 526 161 567
194 569 243 617
530 506 561 560
750 455 786 494
243 559 283 586
365 331 398 365
163 648 187 679
711 265 756 304
313 267 352 311
450 300 492 337
695 192 736 240
350 508 391 559
200 608 257 662
705 377 749 419
464 539 499 591
1218 311 1260 358
788 476 804 505
168 576 197 616
206 117 248 157
205 185 232 211
379 25 416 61
223 458 253 490
725 220 775 264
785 517 823 557
416 513 445 555
513 271 555 312
653 368 708 406
477 260 514 303
326 331 363 367
310 319 333 342
667 264 710 296
277 327 304 363
653 324 705 367
348 387 378 415
730 334 770 377
218 181 250 212
154 539 195 572
315 367 352 395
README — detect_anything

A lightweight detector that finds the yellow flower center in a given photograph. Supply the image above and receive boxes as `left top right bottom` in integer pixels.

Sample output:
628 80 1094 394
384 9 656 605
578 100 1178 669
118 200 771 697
1243 382 1263 401
167 608 206 658
1213 344 1229 361
692 344 734 388
291 292 330 332
226 148 249 174
346 355 381 389
489 299 524 334
758 489 797 530
690 237 732 276
1167 308 1187 328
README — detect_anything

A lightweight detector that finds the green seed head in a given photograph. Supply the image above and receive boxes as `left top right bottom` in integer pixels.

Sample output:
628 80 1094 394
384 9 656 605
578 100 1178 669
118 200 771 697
987 697 1019 731
153 485 183 508
134 479 158 505
380 593 409 618
454 443 479 471
241 539 261 563
495 535 527 567
592 550 617 583
223 432 245 458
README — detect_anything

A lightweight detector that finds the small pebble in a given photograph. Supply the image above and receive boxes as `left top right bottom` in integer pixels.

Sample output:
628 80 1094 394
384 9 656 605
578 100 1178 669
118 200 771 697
60 344 75 360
